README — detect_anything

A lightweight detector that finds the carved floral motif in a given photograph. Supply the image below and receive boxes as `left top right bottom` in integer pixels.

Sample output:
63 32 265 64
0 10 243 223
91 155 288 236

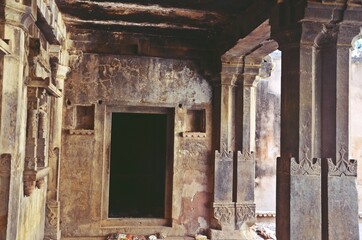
237 149 253 162
213 203 234 227
235 203 255 228
291 155 321 176
215 143 233 161
328 147 357 177
46 203 58 226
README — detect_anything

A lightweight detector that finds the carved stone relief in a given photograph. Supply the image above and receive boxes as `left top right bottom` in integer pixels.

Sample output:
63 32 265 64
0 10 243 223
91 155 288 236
216 144 233 162
44 200 61 240
237 149 253 162
235 203 255 229
66 55 212 105
291 156 321 176
213 203 235 229
327 147 357 177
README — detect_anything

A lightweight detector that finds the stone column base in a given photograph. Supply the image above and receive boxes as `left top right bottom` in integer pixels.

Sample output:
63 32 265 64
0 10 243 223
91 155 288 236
209 229 259 240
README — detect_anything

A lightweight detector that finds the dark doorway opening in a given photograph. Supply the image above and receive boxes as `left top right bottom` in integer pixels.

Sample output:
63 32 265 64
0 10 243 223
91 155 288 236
108 112 168 218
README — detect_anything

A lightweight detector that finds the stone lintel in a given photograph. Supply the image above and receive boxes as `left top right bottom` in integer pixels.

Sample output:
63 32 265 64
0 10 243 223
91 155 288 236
26 77 62 98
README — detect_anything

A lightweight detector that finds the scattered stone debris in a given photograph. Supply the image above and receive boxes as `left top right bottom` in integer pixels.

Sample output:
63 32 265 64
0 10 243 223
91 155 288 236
195 234 207 240
107 233 160 240
252 224 276 240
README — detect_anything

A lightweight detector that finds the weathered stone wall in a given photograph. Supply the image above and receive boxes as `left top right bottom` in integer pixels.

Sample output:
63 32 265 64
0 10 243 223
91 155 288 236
60 54 213 238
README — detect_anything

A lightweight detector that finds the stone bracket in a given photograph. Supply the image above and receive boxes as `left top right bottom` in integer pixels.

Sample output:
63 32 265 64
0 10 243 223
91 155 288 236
23 167 49 197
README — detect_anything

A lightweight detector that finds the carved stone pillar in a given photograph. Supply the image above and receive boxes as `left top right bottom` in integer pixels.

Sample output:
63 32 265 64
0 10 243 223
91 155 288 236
44 61 69 240
235 65 259 231
212 70 236 233
211 25 278 237
316 22 360 240
211 62 260 239
272 22 322 239
271 2 361 239
24 88 40 197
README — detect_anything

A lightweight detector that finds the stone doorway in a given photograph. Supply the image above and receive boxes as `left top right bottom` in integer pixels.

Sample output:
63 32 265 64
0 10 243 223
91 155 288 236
109 112 169 218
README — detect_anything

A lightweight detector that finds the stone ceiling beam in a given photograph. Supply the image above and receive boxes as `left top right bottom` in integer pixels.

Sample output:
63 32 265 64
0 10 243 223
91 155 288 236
56 0 253 13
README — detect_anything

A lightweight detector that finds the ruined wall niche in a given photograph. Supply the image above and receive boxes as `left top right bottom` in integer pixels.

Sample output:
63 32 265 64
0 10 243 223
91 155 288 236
65 104 95 135
180 107 207 138
75 105 95 130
